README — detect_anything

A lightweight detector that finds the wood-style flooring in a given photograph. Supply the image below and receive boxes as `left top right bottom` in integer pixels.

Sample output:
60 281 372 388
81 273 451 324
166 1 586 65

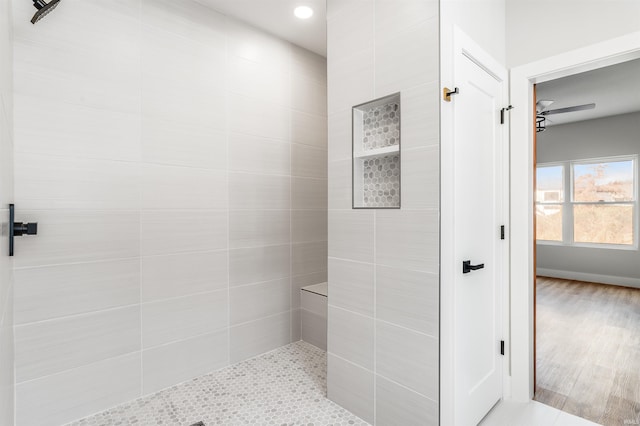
535 277 640 425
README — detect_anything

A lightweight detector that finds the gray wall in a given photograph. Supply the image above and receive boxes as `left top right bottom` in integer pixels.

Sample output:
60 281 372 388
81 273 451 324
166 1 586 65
537 112 640 287
0 0 14 424
506 1 640 67
326 0 440 424
11 0 327 424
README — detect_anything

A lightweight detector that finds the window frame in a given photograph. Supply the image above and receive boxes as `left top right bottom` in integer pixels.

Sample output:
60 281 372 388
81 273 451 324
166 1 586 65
536 154 638 250
535 163 565 244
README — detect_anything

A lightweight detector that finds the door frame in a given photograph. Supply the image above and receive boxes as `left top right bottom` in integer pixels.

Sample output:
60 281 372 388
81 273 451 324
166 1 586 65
440 25 510 426
509 30 640 402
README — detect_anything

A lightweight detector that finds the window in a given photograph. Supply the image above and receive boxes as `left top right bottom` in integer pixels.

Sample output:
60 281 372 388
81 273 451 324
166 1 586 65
536 165 564 242
536 156 637 248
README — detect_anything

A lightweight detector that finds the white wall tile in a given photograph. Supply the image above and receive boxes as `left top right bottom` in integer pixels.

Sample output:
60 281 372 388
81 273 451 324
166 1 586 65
292 210 327 243
15 353 141 426
142 250 227 302
301 309 327 350
141 164 227 210
142 329 228 395
141 0 227 45
292 241 327 276
14 94 141 161
142 290 228 348
141 210 227 256
230 278 290 325
15 259 140 324
327 48 375 115
291 110 327 149
291 45 327 87
13 210 140 268
142 119 226 170
229 133 291 175
229 244 290 286
376 375 438 426
328 159 352 209
291 309 301 341
292 143 327 178
229 94 290 141
230 311 291 363
142 26 226 129
14 152 140 210
376 209 439 273
376 265 438 336
292 177 327 210
0 311 14 426
226 17 291 71
328 258 374 316
376 320 438 399
229 210 290 249
0 111 13 207
327 110 352 162
301 291 328 317
328 210 374 263
327 354 374 424
228 55 291 107
374 16 439 95
291 271 328 309
14 48 139 116
327 0 374 64
327 306 374 370
229 173 291 210
402 146 439 209
401 82 440 150
292 74 327 117
374 0 438 38
15 306 140 383
0 2 14 422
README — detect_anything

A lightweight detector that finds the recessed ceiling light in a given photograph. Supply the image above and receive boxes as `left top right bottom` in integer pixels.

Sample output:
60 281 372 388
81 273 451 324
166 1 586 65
294 6 313 19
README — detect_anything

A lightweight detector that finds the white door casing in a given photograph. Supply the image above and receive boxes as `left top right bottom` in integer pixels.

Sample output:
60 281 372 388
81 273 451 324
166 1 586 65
441 27 509 426
509 31 640 402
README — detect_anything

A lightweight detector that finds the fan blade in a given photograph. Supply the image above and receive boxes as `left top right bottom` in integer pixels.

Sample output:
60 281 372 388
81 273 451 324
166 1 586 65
541 103 595 116
536 100 554 113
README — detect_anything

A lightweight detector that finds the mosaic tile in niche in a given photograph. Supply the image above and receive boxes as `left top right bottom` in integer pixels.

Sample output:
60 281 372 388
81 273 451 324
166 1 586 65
362 154 400 208
361 101 400 150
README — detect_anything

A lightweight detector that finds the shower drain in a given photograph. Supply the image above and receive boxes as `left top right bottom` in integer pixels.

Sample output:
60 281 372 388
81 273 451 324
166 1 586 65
190 422 205 426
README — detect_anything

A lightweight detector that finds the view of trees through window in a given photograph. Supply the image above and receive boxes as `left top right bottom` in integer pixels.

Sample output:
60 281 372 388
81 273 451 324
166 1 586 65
536 158 636 246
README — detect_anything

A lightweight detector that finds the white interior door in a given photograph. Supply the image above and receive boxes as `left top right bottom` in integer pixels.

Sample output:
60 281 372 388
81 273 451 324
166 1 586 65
453 47 506 426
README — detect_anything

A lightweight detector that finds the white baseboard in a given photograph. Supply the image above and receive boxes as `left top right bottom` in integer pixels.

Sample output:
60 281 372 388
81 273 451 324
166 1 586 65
536 268 640 289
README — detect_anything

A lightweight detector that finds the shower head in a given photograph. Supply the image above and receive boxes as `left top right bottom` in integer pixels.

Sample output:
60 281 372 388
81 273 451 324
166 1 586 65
31 0 61 24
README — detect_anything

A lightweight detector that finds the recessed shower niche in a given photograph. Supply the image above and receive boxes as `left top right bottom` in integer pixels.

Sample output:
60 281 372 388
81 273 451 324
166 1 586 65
352 93 401 209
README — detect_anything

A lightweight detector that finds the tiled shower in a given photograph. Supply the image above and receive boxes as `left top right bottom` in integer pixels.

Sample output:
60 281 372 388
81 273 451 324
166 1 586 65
0 0 441 425
4 0 327 424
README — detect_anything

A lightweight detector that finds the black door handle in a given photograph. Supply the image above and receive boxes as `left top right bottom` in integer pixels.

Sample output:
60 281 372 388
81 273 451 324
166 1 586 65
463 260 484 274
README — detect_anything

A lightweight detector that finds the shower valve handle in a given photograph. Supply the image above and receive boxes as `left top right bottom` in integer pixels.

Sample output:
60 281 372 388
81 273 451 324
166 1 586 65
13 222 38 236
9 204 38 257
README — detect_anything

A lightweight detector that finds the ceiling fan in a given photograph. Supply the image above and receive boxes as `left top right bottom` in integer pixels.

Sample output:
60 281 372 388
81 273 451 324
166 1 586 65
536 100 596 132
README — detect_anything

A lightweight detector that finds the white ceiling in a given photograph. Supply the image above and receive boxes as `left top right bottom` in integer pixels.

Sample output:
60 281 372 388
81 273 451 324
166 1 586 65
194 0 327 56
536 58 640 127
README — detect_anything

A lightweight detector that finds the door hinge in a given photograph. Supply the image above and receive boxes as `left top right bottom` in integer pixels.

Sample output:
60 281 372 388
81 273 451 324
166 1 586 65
500 105 514 124
500 225 505 240
500 340 505 356
443 87 459 102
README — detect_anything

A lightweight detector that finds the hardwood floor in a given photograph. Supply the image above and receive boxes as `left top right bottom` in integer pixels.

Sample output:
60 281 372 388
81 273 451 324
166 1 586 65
535 277 640 425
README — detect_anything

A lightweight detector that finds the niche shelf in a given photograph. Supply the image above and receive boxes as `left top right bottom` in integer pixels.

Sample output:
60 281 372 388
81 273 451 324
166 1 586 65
352 93 401 209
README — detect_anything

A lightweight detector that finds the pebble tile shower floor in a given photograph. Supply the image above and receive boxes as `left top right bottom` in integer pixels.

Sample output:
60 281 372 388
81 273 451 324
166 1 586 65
67 341 368 426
